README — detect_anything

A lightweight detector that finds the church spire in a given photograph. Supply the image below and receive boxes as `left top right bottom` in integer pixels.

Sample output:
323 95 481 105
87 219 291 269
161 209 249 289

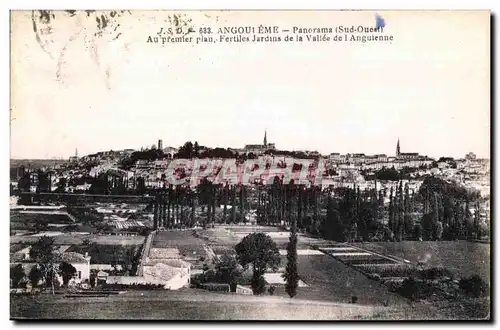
396 138 400 157
263 129 267 147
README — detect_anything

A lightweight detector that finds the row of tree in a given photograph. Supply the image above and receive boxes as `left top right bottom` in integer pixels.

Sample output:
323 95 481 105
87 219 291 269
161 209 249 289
147 176 486 242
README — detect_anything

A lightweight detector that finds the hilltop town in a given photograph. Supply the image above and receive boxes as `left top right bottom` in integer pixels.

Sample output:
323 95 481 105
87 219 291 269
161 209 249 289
9 132 491 320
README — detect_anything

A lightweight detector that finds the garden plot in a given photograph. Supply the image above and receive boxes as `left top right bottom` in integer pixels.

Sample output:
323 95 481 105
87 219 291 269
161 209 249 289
210 245 235 256
318 244 417 285
152 231 209 268
263 273 308 287
352 241 490 282
279 249 324 256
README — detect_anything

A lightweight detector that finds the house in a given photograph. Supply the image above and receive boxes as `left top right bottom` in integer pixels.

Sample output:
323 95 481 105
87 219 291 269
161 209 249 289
10 246 91 286
106 257 192 290
60 252 91 283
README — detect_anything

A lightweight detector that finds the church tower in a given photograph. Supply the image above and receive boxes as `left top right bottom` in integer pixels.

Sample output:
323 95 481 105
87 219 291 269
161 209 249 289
263 130 267 147
396 138 400 157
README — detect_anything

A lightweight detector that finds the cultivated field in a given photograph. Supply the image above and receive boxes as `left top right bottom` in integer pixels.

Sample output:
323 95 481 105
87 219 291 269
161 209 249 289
10 212 74 230
10 234 145 246
352 241 491 282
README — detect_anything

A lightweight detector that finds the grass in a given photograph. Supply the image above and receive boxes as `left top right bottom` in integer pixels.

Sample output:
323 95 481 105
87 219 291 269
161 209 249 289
352 241 490 282
293 254 409 306
10 290 379 320
10 243 30 254
11 212 73 225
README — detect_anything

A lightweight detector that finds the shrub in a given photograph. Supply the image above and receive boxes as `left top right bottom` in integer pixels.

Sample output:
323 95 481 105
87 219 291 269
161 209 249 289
459 275 488 298
268 285 275 295
419 267 452 280
367 273 382 281
103 283 164 290
200 283 230 292
395 277 433 301
251 275 267 295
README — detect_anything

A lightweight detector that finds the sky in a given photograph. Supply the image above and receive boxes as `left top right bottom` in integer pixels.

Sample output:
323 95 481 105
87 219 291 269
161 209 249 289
10 10 490 159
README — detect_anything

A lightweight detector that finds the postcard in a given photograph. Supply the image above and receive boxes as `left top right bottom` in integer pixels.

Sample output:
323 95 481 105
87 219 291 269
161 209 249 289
10 10 491 320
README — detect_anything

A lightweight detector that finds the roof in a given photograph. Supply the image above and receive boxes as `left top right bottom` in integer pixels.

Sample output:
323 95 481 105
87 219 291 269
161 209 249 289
148 248 180 259
143 263 188 282
97 271 109 277
61 252 89 264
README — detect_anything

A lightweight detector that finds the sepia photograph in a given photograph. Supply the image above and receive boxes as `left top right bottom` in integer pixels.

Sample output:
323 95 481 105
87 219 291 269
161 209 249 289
9 9 491 321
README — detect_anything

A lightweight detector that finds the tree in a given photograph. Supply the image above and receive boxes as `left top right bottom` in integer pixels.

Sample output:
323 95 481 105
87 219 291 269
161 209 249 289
59 261 77 287
388 187 395 236
28 265 43 288
283 196 299 298
235 233 280 295
10 264 25 288
30 236 56 262
435 221 443 240
55 177 67 193
215 253 242 289
29 236 59 294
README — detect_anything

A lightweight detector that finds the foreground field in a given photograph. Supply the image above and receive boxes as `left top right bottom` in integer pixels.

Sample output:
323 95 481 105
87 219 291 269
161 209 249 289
352 241 490 282
10 289 489 320
10 290 379 320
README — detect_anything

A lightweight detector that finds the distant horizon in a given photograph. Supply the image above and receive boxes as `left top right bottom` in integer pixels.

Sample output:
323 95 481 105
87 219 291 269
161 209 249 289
9 136 489 161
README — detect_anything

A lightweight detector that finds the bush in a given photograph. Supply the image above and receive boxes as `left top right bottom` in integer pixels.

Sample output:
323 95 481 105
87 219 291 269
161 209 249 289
367 273 382 281
394 277 433 301
268 285 275 295
251 275 267 295
103 283 164 290
200 283 230 292
419 267 452 280
459 275 488 298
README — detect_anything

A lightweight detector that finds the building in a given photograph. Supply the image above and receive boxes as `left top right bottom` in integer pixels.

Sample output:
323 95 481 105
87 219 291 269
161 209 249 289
10 247 91 286
243 130 276 155
396 139 420 160
465 152 477 161
162 147 178 159
69 148 79 163
158 139 163 150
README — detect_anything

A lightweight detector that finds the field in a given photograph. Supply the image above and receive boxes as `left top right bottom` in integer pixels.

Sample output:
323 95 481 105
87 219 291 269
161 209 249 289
66 244 142 266
10 234 146 246
10 212 75 231
11 288 488 320
9 290 386 320
293 254 408 306
352 241 491 282
10 224 492 320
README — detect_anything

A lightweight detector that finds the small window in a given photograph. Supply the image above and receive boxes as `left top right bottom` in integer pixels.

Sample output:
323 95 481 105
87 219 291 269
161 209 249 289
78 271 82 279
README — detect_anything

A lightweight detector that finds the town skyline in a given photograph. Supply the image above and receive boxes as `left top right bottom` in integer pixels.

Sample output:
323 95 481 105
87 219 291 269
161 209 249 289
9 135 489 160
8 133 489 160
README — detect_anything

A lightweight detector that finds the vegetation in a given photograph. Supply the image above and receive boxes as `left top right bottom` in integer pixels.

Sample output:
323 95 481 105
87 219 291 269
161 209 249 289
459 275 489 298
283 192 299 298
28 265 43 288
214 254 242 290
29 236 60 293
10 264 26 288
59 261 77 287
235 233 280 295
